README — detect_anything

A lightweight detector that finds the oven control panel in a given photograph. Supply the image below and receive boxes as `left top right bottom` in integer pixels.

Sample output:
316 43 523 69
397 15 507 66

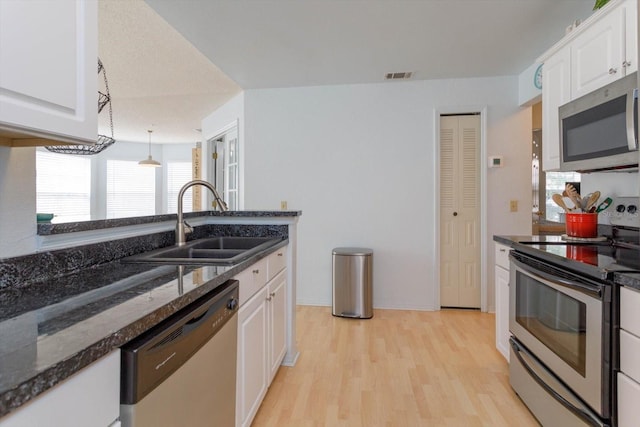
609 197 640 228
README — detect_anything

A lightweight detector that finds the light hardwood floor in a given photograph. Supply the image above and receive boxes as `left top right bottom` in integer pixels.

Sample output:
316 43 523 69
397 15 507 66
252 306 540 427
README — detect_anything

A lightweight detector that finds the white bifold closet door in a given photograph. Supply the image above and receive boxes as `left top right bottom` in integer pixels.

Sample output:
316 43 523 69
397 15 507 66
439 115 481 308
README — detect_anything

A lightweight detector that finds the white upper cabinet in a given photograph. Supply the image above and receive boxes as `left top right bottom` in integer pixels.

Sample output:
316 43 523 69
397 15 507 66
541 48 570 171
538 0 637 171
571 0 637 98
0 0 98 146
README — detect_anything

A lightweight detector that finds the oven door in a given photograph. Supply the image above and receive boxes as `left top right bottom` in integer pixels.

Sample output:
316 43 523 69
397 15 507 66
509 252 609 417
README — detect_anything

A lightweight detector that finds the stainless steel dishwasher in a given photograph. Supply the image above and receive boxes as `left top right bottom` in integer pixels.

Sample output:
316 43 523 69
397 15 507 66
120 279 239 427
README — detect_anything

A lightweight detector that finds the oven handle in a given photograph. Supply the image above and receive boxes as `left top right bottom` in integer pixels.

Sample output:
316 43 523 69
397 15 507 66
510 338 605 427
511 256 602 299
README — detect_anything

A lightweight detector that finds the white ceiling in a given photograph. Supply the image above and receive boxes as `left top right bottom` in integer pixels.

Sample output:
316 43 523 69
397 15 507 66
100 0 596 143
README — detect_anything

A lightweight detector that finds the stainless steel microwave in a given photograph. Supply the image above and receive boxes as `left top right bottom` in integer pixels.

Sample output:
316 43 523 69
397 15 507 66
559 71 638 172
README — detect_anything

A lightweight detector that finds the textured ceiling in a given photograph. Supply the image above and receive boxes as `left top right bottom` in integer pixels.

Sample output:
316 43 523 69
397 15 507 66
98 0 241 144
100 0 596 143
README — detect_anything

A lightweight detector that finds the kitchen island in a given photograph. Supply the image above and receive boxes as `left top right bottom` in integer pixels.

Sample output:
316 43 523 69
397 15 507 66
0 211 301 422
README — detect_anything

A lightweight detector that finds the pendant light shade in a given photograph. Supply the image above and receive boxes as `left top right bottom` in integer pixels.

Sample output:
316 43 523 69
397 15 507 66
139 129 161 167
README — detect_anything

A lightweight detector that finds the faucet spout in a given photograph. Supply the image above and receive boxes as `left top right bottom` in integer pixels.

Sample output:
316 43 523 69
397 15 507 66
176 179 228 246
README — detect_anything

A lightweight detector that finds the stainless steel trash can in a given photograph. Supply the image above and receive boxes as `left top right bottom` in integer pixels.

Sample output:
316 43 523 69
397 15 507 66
332 247 373 319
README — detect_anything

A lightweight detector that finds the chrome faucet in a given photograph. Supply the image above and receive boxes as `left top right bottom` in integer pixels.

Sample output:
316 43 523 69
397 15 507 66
176 179 228 246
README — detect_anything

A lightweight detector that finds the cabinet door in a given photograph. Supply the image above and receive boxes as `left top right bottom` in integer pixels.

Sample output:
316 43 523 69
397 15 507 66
267 246 287 281
571 7 625 99
622 0 637 74
0 0 97 145
235 257 268 306
268 270 287 382
0 351 120 427
495 265 510 362
542 48 570 171
618 373 640 427
236 287 268 427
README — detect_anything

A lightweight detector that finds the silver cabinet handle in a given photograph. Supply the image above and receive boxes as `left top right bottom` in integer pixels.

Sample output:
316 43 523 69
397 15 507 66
266 296 272 301
609 67 618 74
270 292 276 297
623 60 632 68
252 269 259 274
277 252 283 257
499 248 506 252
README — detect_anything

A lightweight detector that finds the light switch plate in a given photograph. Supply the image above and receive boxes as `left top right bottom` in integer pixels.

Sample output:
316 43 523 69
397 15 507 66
488 156 503 168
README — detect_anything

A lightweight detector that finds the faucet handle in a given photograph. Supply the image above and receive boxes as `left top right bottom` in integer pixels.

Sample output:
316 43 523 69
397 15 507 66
183 220 193 235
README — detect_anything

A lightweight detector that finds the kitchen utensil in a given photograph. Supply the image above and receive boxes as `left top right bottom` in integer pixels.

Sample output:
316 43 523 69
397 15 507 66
552 193 571 213
595 197 613 213
580 194 589 210
565 184 582 212
585 191 600 211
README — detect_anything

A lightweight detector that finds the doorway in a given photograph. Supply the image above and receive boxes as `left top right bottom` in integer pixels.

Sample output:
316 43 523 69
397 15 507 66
208 125 239 210
439 114 481 308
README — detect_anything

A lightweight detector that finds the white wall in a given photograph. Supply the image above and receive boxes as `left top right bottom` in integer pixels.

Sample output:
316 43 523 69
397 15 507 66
518 62 542 106
234 77 532 310
0 146 37 257
581 171 639 224
201 92 245 209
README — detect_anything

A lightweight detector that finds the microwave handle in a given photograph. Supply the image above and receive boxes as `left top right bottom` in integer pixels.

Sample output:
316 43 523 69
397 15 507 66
626 88 637 150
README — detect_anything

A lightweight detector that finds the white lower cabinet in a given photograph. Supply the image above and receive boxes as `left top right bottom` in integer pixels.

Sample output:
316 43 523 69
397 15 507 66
494 243 510 362
617 286 640 427
235 247 288 427
236 286 269 427
267 270 287 383
0 350 120 427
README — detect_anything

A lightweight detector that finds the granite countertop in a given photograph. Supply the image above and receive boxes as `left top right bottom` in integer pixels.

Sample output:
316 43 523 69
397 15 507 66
0 239 288 418
38 210 303 236
493 234 569 247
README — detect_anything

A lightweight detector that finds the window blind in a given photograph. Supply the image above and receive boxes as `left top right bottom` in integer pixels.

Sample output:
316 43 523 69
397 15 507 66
166 162 193 213
36 151 91 222
106 160 155 218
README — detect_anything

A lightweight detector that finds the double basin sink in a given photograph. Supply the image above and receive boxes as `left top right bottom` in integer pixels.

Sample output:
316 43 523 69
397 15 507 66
121 236 284 266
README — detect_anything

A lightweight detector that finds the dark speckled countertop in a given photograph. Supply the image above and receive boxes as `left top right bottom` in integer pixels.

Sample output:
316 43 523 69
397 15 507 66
0 216 295 419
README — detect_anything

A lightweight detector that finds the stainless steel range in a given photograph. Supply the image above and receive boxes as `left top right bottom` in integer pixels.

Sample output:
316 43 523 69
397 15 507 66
507 197 640 427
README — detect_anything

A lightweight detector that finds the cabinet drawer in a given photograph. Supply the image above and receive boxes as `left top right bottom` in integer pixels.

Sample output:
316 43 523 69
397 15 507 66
235 257 268 306
617 372 640 427
620 286 640 337
495 244 510 270
620 329 640 383
267 246 287 281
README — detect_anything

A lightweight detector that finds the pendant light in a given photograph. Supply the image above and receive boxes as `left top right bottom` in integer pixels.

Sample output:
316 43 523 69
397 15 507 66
139 129 161 167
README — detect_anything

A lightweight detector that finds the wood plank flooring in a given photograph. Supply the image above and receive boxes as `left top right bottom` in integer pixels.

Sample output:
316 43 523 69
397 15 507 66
252 306 540 427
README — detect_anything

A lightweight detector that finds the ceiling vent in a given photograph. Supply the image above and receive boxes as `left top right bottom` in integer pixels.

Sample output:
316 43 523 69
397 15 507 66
385 71 413 80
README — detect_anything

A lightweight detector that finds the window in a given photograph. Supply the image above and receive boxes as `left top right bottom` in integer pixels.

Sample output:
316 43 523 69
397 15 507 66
36 151 91 222
106 160 155 218
545 172 581 222
166 162 193 214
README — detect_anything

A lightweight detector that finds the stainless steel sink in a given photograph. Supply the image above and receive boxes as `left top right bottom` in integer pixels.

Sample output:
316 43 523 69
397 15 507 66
121 236 283 266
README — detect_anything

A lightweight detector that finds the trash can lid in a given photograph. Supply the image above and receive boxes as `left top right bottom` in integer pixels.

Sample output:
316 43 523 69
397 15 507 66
332 247 373 256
